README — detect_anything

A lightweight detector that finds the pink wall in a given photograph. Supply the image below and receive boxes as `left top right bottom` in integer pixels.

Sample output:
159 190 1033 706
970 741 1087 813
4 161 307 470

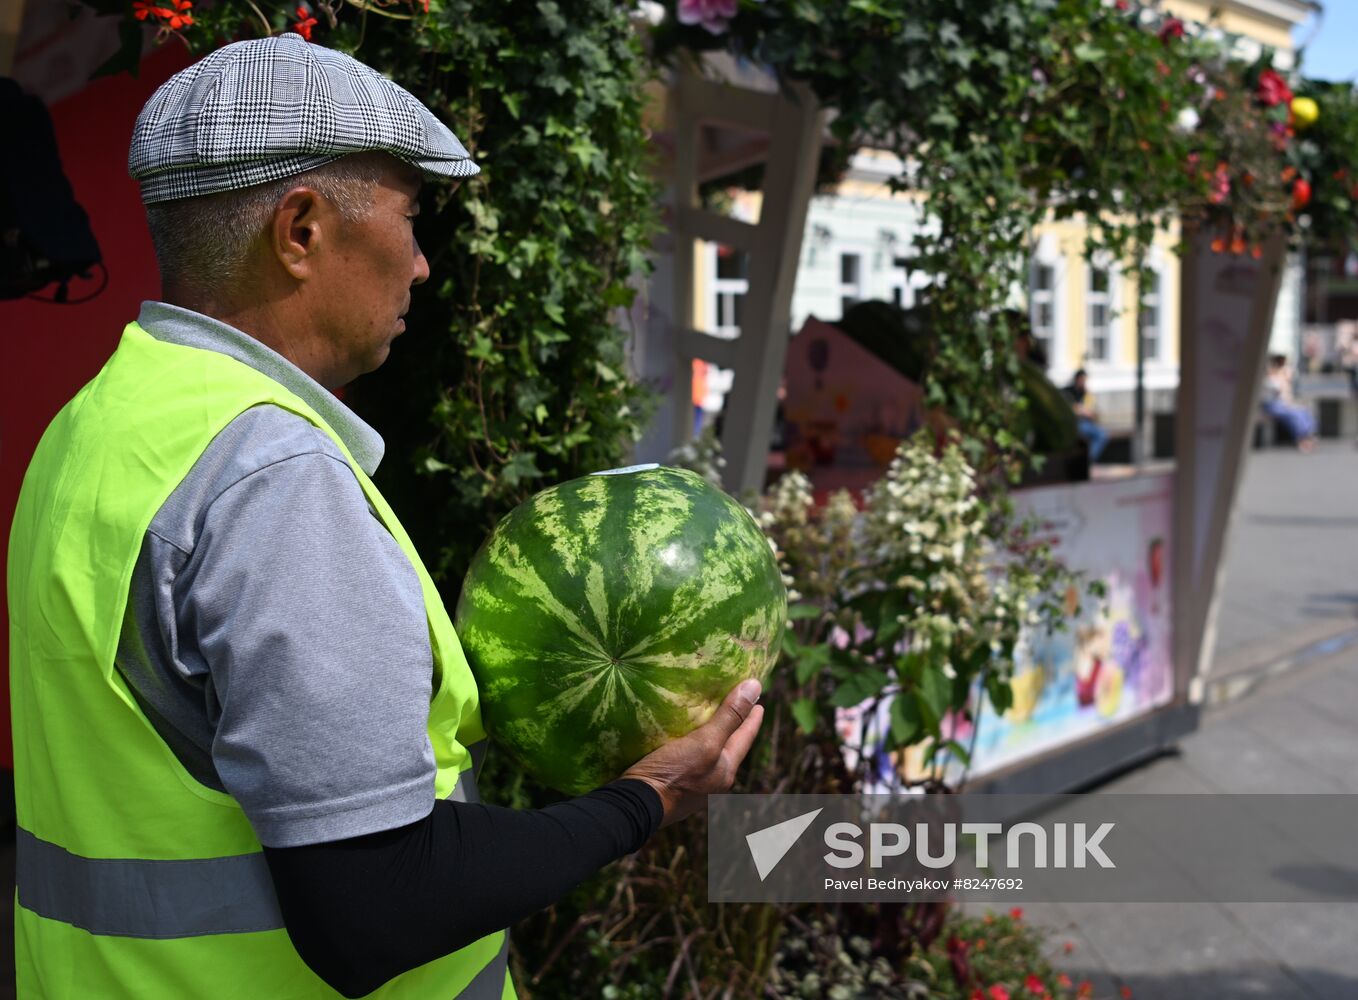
1 45 191 768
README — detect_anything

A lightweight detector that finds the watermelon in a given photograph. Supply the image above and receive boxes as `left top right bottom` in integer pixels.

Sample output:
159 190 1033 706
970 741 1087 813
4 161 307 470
454 465 786 795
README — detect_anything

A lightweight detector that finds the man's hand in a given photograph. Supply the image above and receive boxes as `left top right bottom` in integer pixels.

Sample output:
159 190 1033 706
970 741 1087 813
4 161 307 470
621 679 765 828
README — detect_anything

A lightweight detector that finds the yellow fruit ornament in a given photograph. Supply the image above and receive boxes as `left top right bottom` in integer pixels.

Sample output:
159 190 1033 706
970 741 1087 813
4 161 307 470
1292 96 1319 130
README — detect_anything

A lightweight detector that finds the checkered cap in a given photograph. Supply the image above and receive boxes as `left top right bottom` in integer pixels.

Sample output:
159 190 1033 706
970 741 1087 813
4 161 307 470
129 33 479 204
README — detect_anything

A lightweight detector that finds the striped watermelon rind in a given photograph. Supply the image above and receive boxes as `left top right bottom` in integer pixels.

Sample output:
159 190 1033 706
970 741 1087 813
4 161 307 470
454 466 786 795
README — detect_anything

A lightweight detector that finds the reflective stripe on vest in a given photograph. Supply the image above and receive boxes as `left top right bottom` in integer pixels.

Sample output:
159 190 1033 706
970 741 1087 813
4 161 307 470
16 740 489 938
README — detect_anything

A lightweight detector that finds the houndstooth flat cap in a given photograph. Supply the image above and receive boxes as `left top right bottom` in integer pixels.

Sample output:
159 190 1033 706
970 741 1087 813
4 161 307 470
129 33 479 204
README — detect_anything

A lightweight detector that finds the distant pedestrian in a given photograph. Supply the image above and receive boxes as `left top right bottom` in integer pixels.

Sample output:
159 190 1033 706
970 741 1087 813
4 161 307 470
1063 368 1108 461
1262 354 1317 452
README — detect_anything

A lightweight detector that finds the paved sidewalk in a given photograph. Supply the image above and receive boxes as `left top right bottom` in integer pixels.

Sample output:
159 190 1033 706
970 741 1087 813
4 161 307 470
1026 645 1358 999
1209 441 1358 684
1013 442 1358 998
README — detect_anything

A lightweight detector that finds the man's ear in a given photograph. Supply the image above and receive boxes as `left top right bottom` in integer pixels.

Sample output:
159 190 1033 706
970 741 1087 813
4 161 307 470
270 187 327 280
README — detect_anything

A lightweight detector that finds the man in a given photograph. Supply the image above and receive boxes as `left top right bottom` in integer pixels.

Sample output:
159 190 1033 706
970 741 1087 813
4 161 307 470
1063 368 1107 462
8 34 763 998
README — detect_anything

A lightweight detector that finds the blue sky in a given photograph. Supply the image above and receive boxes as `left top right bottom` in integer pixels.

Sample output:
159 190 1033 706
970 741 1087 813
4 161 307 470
1297 3 1358 81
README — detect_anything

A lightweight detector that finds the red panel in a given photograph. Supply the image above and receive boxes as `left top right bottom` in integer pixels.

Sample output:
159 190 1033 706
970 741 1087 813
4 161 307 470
0 44 192 769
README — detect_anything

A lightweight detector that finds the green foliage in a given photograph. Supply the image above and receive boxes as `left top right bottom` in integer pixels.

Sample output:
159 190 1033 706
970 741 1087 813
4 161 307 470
769 908 1098 999
762 435 1088 791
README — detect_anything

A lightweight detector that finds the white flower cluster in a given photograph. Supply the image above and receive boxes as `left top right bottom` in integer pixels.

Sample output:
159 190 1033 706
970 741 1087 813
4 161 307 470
666 427 727 488
859 438 1042 670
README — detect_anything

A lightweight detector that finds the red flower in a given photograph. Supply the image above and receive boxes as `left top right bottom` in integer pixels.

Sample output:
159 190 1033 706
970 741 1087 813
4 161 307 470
1115 0 1130 9
131 0 192 29
989 986 1012 1000
948 935 973 985
1292 177 1312 210
1257 69 1293 108
1121 987 1135 999
1025 974 1046 993
1158 17 1185 43
292 5 319 39
1078 983 1094 999
1058 974 1074 988
1063 941 1075 954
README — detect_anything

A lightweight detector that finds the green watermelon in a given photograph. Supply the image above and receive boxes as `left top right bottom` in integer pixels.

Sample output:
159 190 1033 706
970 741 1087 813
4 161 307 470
454 465 786 795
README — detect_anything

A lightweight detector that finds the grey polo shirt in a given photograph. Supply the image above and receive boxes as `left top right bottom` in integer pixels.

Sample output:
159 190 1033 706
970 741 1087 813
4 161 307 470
114 301 438 848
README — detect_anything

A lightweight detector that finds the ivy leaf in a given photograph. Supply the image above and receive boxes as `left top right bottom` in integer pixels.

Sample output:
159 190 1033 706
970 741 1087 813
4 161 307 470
500 451 542 488
928 108 960 130
468 333 499 363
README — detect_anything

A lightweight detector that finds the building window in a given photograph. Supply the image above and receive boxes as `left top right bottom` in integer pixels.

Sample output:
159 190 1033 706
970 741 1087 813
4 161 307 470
1030 261 1056 360
1087 264 1112 363
711 246 748 338
1139 268 1161 362
840 252 863 315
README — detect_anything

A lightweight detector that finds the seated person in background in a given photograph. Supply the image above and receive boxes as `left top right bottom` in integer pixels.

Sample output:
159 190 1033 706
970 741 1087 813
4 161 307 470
1262 354 1317 453
1063 368 1107 461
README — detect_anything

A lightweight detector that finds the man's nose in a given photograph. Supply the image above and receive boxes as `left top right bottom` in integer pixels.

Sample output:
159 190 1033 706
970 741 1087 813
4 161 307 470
412 239 430 286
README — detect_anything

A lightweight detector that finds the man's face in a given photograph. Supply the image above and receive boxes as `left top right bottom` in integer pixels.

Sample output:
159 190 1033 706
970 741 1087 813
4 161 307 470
312 160 429 385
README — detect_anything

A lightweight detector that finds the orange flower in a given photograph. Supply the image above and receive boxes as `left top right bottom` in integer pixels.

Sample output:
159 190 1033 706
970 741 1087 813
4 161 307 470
1063 941 1075 954
1251 245 1263 259
1281 165 1298 182
1230 235 1247 255
1077 983 1094 999
1058 974 1074 988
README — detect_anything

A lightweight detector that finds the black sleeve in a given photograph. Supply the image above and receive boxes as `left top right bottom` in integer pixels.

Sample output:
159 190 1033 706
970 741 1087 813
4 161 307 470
262 779 664 998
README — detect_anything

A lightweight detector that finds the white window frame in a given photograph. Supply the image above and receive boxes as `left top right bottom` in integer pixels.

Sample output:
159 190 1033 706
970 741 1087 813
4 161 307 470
1028 232 1066 376
839 251 864 315
1138 262 1163 364
706 244 749 340
1085 253 1119 367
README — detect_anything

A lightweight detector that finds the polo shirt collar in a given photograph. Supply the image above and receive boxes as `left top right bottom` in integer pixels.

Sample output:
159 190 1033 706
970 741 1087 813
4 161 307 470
136 301 386 476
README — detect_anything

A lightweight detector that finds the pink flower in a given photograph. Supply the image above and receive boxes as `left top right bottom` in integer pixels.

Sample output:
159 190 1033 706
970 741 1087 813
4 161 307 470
1025 974 1045 993
989 986 1012 1000
1256 69 1293 108
678 0 737 35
